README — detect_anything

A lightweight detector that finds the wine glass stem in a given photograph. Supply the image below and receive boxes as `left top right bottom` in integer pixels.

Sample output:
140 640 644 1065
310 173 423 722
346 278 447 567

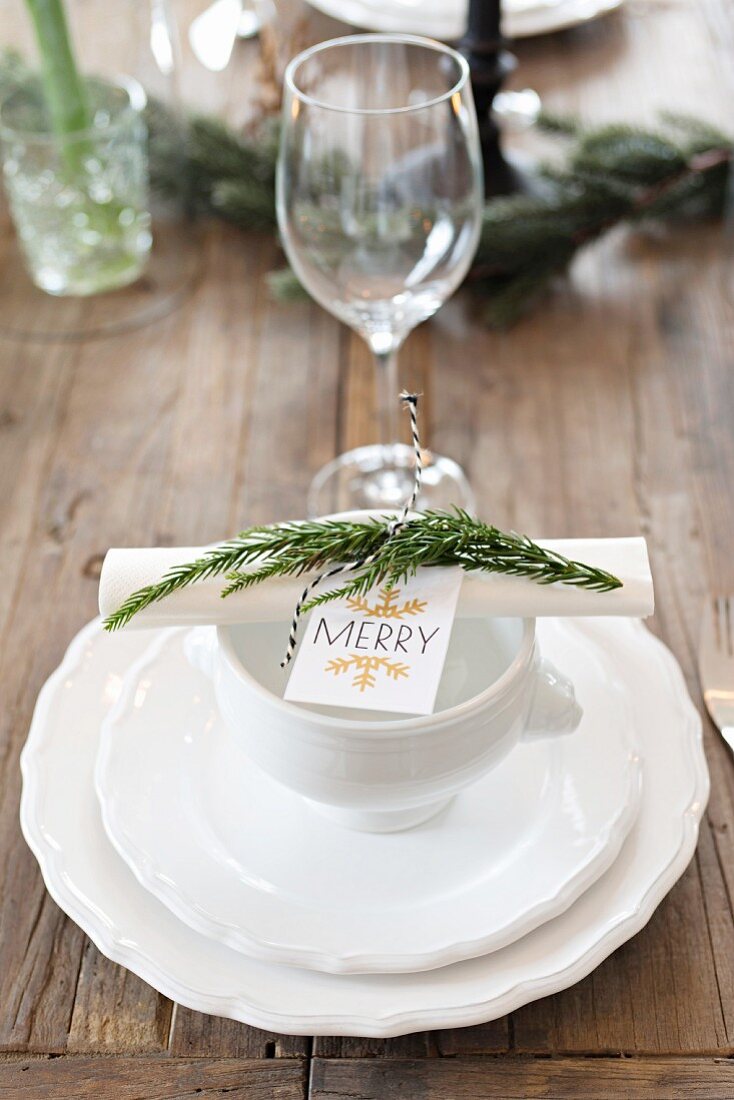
374 346 400 450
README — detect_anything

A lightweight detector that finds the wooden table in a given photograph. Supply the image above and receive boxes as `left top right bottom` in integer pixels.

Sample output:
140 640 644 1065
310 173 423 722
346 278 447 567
1 1 734 1096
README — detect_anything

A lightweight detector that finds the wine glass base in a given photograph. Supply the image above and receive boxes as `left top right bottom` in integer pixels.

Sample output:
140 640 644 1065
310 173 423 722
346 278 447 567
307 444 476 518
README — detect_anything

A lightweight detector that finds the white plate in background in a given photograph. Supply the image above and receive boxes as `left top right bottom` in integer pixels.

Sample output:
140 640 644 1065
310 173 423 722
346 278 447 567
304 0 624 41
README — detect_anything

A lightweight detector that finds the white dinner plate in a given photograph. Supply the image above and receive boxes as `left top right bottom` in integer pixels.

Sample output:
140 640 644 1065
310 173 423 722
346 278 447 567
305 0 624 41
95 624 641 974
20 617 706 1037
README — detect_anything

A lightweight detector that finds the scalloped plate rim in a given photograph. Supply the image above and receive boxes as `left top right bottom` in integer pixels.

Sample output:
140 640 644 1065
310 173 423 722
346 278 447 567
93 624 643 974
19 616 708 1038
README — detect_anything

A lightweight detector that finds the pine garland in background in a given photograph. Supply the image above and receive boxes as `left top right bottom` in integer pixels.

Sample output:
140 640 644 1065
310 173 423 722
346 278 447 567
1 51 731 327
469 113 733 326
147 107 733 328
150 109 280 231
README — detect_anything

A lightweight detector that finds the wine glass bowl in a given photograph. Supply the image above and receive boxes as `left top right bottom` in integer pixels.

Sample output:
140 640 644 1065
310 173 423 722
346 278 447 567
277 34 483 514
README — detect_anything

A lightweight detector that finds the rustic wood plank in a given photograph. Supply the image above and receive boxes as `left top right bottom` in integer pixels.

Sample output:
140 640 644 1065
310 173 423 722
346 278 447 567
0 221 280 1054
0 890 85 1054
0 327 74 639
513 0 732 130
169 1008 308 1059
435 1019 511 1057
0 349 181 1052
230 254 342 525
310 1056 734 1099
0 1056 306 1099
510 863 729 1054
312 1004 509 1057
669 212 734 1052
313 1034 433 1059
66 940 172 1054
0 303 199 1050
149 225 273 541
313 1017 511 1058
0 256 91 1055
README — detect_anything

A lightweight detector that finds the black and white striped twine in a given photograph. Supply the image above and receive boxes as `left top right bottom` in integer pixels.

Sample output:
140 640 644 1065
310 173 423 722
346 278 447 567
280 391 423 667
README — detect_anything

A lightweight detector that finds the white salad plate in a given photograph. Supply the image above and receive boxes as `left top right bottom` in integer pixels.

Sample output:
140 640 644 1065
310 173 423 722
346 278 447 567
305 0 624 41
21 617 707 1037
94 624 642 974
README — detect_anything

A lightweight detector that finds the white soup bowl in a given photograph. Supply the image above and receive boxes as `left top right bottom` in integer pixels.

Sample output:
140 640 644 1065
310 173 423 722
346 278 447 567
189 608 582 833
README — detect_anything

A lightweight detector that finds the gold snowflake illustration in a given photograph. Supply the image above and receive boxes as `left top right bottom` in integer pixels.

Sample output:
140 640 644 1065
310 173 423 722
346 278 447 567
325 653 411 692
346 586 427 620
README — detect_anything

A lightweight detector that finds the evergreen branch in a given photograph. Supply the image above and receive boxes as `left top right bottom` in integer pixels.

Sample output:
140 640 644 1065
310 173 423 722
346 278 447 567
267 267 309 301
102 510 621 631
143 93 732 327
3 51 729 327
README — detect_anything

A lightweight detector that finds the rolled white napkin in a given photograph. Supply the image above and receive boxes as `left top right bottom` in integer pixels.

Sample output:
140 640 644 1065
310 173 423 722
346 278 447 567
99 537 653 627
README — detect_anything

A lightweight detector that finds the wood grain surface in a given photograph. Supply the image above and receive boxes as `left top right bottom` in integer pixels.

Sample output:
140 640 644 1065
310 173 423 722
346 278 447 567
1 0 733 1096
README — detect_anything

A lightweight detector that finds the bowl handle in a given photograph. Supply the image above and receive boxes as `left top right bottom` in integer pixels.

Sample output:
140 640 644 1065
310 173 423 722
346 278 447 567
523 658 583 740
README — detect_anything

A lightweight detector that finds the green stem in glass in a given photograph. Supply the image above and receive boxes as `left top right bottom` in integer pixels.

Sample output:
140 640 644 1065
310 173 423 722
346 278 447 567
23 0 90 169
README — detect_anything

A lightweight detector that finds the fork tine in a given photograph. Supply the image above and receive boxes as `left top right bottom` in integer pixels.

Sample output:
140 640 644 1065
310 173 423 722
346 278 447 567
715 596 725 652
709 596 722 652
714 594 733 657
700 595 734 751
699 595 734 686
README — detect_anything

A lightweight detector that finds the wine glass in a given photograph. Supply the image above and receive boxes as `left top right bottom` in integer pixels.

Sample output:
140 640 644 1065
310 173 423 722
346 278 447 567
276 33 483 515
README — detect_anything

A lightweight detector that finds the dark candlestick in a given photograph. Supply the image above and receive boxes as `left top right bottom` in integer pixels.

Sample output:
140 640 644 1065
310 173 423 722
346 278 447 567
459 0 519 196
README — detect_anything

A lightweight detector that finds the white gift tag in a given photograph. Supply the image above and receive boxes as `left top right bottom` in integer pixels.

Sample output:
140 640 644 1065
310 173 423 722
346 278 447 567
284 567 464 715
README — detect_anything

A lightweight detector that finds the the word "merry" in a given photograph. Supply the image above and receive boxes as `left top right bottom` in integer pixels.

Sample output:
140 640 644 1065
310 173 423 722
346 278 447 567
314 617 440 656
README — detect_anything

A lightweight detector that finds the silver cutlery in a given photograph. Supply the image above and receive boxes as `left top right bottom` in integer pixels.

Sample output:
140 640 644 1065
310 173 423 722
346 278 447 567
189 0 270 73
699 595 734 755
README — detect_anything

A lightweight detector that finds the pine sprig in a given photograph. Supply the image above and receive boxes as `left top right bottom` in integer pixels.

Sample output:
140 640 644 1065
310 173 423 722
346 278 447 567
102 510 621 632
